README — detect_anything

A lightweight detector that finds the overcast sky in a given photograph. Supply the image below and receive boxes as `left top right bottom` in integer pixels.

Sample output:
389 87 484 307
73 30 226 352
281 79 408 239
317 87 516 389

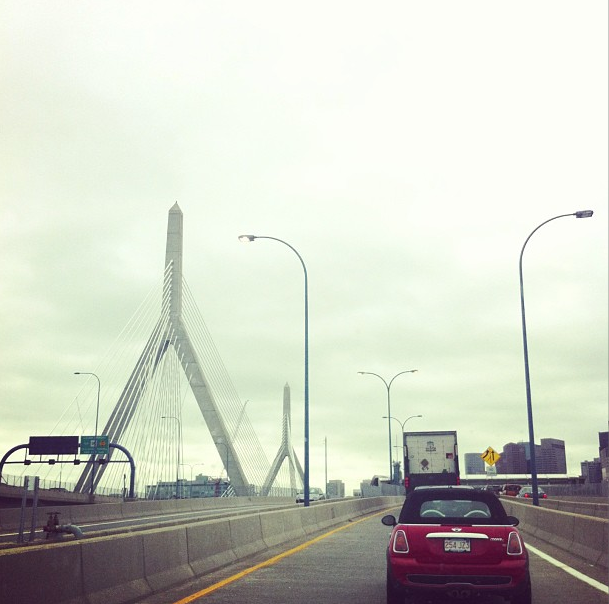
1 2 607 495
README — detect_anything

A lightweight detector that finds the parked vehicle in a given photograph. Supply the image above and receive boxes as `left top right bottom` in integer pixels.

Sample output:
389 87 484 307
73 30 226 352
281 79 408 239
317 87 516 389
500 483 523 497
381 486 531 604
403 431 460 493
517 486 547 499
296 487 325 503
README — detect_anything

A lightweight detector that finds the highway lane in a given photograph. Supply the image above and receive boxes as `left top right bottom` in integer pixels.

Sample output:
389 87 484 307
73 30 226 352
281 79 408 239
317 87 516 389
135 507 607 604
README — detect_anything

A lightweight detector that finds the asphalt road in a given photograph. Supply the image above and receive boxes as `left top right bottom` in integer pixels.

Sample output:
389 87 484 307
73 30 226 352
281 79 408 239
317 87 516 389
134 507 607 604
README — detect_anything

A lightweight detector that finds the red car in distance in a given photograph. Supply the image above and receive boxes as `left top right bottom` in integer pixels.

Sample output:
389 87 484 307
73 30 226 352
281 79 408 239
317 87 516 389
381 486 531 604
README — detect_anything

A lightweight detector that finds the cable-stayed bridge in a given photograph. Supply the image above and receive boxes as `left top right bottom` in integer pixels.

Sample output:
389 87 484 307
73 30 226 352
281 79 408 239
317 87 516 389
25 204 303 499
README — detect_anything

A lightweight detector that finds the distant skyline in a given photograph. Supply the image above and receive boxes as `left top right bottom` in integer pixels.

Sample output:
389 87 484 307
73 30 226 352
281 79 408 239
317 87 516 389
1 2 607 497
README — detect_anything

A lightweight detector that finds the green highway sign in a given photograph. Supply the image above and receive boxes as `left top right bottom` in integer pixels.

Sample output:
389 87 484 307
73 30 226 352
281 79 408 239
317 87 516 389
80 436 109 455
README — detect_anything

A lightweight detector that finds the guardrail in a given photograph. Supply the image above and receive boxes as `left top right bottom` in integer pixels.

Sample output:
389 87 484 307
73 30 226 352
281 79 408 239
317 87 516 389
0 496 404 604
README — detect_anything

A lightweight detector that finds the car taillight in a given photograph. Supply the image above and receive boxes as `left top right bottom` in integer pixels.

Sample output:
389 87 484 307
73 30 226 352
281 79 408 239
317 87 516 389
507 531 523 555
542 493 547 498
524 493 530 498
393 530 409 553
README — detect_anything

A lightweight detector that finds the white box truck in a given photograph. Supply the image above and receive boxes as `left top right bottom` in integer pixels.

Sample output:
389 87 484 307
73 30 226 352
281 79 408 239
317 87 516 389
403 430 460 493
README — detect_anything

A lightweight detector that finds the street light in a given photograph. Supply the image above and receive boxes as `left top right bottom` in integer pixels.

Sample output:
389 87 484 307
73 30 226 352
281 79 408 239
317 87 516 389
162 415 182 498
74 372 101 501
383 414 423 432
239 234 310 506
383 415 422 481
519 209 593 506
358 370 418 482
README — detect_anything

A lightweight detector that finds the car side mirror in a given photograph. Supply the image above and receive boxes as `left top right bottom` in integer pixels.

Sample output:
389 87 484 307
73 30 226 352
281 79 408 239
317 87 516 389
506 515 520 526
381 514 397 527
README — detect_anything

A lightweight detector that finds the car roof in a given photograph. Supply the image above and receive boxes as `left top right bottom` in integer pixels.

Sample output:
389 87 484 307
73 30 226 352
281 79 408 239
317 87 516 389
399 485 510 525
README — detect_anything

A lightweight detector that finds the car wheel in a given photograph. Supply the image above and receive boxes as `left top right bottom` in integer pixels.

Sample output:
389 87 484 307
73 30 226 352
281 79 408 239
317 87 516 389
386 573 404 604
510 575 532 604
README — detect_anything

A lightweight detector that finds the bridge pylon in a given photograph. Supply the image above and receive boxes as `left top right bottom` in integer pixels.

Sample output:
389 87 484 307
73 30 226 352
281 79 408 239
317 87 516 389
74 203 250 495
261 383 304 496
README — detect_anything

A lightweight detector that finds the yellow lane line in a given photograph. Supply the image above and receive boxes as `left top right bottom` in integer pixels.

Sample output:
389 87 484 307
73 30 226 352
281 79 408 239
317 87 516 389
172 507 398 604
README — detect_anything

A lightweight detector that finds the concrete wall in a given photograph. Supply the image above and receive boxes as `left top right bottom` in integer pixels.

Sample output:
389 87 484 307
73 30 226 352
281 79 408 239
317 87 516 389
0 496 403 604
521 496 608 519
501 498 608 569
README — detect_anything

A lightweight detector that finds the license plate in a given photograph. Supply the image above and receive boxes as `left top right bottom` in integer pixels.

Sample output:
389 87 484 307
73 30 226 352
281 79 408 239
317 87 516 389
444 538 471 553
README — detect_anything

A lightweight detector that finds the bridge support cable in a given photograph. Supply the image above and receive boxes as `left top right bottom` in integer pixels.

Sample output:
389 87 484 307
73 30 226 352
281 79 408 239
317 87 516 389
98 330 183 496
74 273 175 494
180 281 272 491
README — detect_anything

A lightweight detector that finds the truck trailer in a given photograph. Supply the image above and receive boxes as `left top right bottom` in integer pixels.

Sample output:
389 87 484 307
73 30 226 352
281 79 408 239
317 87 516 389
403 430 460 493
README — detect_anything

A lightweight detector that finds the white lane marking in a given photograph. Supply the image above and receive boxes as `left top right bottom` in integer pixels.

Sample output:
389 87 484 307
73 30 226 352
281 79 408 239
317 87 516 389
527 543 608 594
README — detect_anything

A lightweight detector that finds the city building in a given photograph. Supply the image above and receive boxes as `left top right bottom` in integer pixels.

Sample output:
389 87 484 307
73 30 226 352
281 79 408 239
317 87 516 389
495 442 528 474
326 479 345 499
464 452 485 475
581 459 602 483
599 432 608 482
494 438 567 475
538 438 566 474
145 474 229 499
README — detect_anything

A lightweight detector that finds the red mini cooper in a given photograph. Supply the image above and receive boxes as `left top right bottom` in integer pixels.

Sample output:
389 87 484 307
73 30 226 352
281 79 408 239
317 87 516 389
381 486 531 603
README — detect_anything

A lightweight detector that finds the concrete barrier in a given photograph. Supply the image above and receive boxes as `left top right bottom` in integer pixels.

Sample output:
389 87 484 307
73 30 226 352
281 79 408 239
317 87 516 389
499 495 608 519
0 495 298 532
502 498 608 570
81 534 150 604
228 515 266 559
544 498 608 519
186 518 236 576
0 540 83 604
142 526 193 593
260 507 305 547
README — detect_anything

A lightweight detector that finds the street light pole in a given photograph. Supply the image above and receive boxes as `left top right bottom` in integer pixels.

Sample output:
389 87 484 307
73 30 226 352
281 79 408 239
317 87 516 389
358 370 418 482
324 436 328 498
383 415 423 482
162 415 181 498
213 440 229 480
180 463 194 498
519 210 593 506
239 234 310 507
74 372 101 501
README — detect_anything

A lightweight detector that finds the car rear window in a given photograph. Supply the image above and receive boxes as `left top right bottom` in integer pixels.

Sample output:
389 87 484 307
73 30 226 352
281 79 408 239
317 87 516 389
399 489 509 525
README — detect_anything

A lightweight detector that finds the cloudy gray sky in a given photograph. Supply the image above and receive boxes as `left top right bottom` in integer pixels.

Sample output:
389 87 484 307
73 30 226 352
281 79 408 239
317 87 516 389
1 2 607 495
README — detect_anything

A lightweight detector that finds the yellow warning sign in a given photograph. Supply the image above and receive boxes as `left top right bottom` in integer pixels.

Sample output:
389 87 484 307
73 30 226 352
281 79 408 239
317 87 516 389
481 446 501 466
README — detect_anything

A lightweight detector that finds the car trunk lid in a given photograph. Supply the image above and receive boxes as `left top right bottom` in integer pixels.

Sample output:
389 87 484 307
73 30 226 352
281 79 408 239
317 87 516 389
405 524 511 565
